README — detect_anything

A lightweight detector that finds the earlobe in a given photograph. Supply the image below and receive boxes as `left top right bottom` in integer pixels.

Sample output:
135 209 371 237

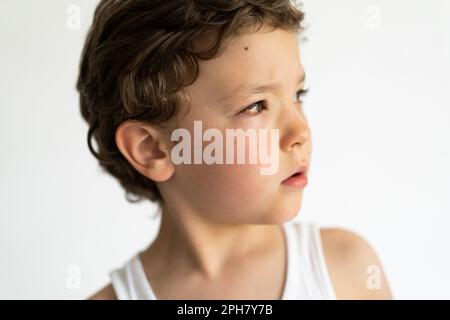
115 121 175 182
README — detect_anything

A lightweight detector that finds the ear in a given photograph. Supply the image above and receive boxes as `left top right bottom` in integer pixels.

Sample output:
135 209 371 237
115 120 175 182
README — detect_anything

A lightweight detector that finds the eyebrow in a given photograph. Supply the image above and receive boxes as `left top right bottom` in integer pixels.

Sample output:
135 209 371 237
220 72 306 104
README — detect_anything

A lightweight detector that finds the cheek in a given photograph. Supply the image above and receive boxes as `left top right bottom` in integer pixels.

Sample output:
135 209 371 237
189 163 300 224
172 118 284 213
178 160 277 215
210 163 270 194
203 135 279 198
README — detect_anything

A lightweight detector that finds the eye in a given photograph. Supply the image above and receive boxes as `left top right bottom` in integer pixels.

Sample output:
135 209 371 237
239 101 267 116
237 87 310 117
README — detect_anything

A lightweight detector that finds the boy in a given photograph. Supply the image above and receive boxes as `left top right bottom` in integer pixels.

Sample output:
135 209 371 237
77 0 392 299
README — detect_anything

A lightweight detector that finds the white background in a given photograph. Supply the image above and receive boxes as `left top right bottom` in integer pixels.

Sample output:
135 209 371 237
0 0 449 299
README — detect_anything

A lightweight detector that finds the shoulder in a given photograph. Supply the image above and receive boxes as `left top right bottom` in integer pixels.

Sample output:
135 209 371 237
86 283 117 300
319 227 393 300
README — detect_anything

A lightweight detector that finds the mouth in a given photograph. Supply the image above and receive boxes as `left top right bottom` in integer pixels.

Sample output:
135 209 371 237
281 165 309 188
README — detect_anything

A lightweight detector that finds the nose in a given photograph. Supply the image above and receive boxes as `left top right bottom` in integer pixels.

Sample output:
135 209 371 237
279 102 311 152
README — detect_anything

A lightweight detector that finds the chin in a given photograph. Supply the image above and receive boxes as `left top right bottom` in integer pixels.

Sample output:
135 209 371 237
258 202 302 225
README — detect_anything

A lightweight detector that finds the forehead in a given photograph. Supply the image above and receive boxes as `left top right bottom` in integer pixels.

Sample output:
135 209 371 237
187 27 304 101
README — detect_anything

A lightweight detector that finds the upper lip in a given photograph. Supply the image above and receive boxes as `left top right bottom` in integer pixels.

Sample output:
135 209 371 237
283 164 309 181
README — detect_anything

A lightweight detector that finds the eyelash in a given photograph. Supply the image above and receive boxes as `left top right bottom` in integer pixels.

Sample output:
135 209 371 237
239 88 310 116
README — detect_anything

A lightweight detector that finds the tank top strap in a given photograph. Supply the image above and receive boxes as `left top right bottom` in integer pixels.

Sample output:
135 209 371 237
109 263 130 300
295 222 337 300
109 253 156 300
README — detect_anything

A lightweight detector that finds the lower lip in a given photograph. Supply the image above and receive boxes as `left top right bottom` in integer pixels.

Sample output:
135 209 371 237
282 173 308 188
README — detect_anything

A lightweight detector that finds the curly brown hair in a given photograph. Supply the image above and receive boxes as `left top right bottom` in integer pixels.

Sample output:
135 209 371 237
76 0 305 208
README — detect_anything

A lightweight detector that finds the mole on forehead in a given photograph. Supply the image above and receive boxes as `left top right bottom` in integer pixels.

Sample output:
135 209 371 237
244 46 249 51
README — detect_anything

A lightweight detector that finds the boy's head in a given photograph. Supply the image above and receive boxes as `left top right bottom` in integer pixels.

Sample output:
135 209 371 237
77 0 310 224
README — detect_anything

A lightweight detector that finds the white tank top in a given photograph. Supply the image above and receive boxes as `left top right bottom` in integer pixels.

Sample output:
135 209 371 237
109 222 337 300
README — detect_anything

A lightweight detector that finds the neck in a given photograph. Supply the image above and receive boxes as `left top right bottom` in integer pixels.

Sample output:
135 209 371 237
144 202 283 279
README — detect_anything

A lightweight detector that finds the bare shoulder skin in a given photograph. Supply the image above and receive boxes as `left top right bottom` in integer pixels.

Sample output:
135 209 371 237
86 283 117 300
320 228 393 300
